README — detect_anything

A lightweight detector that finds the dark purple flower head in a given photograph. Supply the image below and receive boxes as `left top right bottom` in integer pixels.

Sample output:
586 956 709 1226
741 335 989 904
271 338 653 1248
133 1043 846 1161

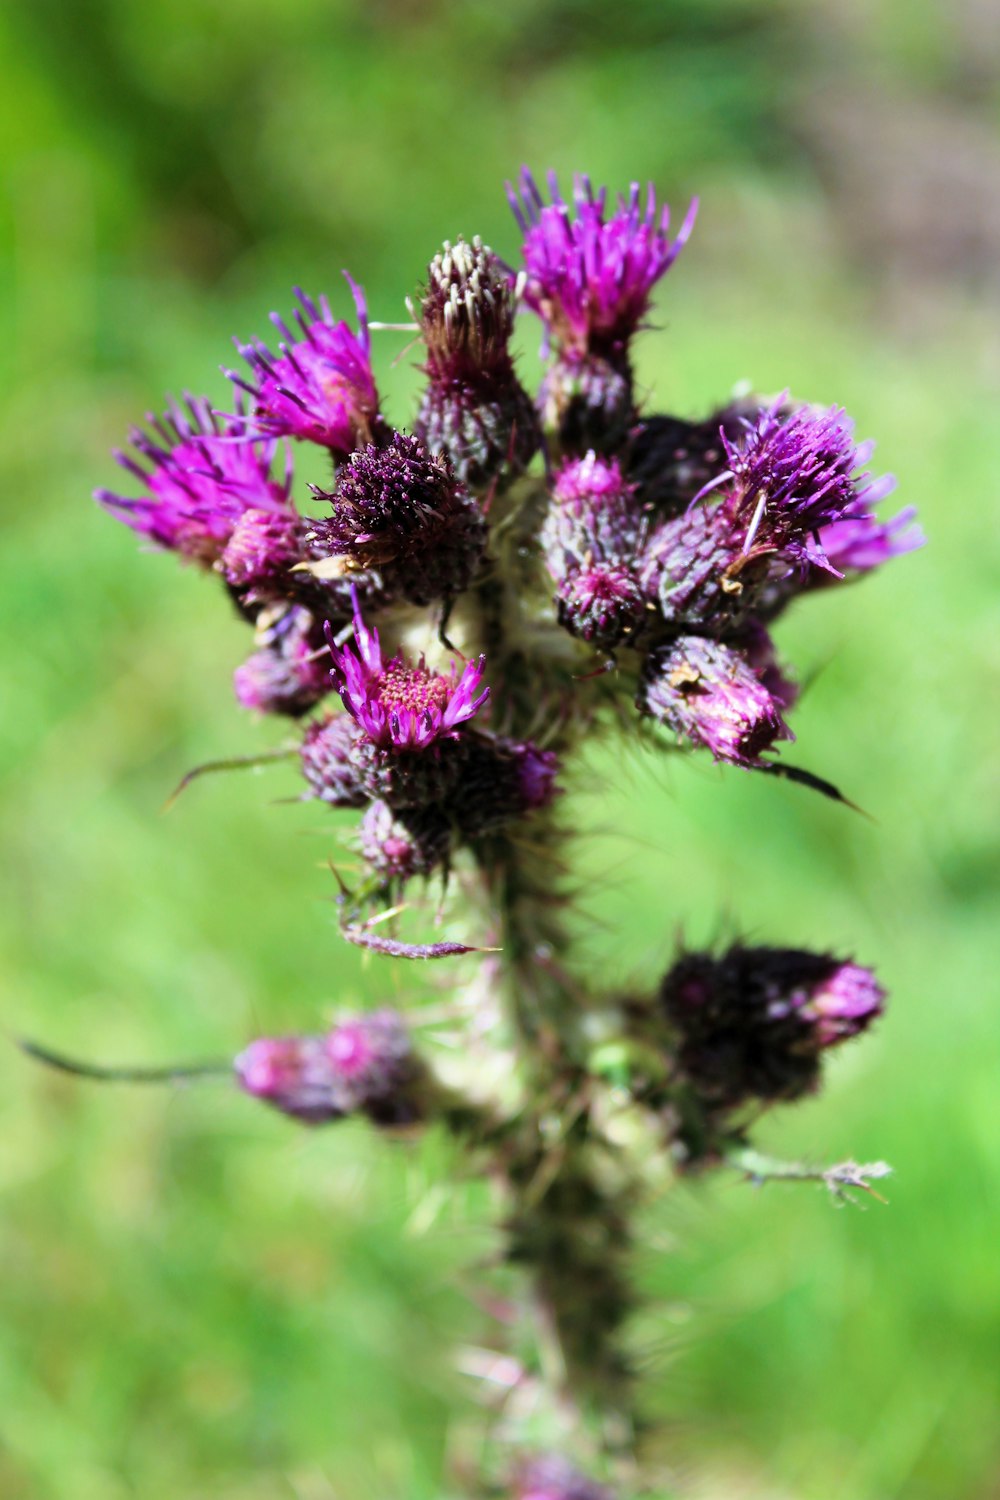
234 607 331 717
556 564 648 647
235 1010 420 1127
639 634 793 766
300 712 369 807
96 396 293 565
327 593 488 752
514 1454 613 1500
359 800 451 883
451 734 561 837
627 404 757 516
508 169 697 358
230 277 381 458
712 397 896 572
660 944 886 1107
308 432 487 605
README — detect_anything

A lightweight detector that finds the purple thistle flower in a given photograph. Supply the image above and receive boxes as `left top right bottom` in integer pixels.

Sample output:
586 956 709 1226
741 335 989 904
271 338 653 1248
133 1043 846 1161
661 944 886 1107
234 607 331 717
327 593 489 753
451 735 561 837
508 169 697 358
307 432 488 606
713 396 897 572
96 395 293 565
359 800 451 883
229 277 381 458
639 398 900 627
639 634 793 766
234 1010 420 1126
509 170 696 453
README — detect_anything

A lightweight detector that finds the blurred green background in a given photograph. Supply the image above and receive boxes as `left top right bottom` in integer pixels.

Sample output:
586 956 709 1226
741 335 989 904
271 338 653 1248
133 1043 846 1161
1 1 998 1496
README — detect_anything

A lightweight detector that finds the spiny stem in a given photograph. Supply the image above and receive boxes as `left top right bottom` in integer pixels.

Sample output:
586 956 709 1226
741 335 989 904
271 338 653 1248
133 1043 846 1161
469 494 642 1465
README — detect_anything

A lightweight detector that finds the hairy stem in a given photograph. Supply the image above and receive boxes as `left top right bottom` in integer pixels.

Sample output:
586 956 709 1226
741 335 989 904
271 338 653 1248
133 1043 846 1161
469 505 640 1463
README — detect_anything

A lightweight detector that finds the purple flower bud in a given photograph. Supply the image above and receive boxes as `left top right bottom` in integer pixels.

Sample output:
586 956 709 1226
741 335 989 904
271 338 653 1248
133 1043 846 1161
556 564 647 647
508 169 696 360
231 278 381 458
800 961 887 1047
328 593 489 752
234 1033 349 1124
639 634 792 766
95 396 293 565
234 607 331 717
451 735 561 837
234 1010 420 1126
325 1010 420 1124
514 1455 613 1500
660 944 886 1107
308 432 487 605
359 799 451 882
220 506 307 597
300 712 368 807
543 455 648 645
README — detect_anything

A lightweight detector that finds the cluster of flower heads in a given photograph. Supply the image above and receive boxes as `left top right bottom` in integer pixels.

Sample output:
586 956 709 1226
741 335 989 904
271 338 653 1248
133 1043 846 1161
96 167 919 876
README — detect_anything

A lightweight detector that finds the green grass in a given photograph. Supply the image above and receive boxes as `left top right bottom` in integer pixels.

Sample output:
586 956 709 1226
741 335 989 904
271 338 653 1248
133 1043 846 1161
1 5 998 1495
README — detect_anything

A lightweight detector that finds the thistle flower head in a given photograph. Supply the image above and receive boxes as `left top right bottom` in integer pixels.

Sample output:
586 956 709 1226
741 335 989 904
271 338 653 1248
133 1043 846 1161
234 1034 349 1124
359 799 451 882
661 944 886 1106
417 236 518 378
551 452 631 507
234 1010 419 1126
327 593 488 752
324 1010 419 1123
639 634 792 766
234 606 330 717
715 398 896 571
95 396 293 565
308 432 487 605
300 712 368 806
556 564 648 647
231 277 380 457
508 168 697 358
220 506 306 596
451 735 561 837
